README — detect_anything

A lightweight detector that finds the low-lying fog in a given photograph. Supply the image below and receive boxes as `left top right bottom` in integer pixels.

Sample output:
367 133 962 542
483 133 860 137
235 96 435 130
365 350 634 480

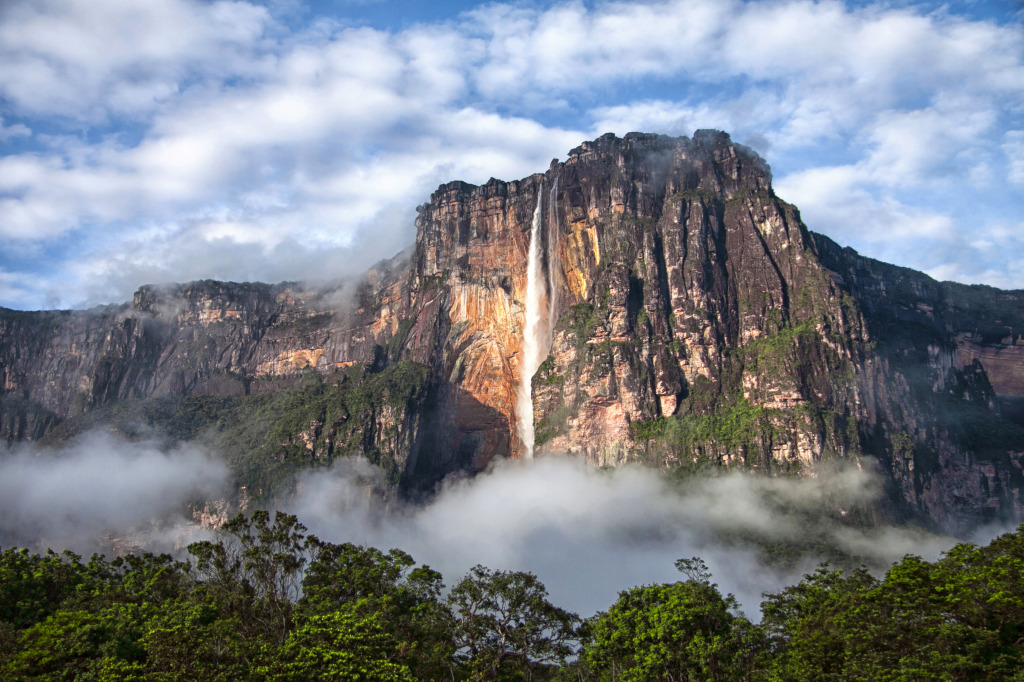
0 432 1003 617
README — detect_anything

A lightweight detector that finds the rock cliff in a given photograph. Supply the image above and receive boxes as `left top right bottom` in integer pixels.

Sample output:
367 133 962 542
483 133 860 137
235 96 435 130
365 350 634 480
1 131 1022 533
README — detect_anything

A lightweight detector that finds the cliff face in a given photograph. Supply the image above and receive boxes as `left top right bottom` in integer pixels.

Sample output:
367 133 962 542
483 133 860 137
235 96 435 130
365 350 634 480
2 131 1022 533
810 237 1024 531
405 132 852 467
0 261 413 459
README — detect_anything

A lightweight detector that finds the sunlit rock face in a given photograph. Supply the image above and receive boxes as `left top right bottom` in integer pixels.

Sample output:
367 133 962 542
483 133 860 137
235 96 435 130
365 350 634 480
528 132 860 462
0 274 405 414
2 130 1023 533
409 132 863 475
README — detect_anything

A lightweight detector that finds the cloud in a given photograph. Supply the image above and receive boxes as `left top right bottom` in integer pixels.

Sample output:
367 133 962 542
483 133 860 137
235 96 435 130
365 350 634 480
776 165 956 237
587 96 784 155
925 220 1024 290
0 10 583 308
280 455 962 617
0 117 30 141
861 99 998 188
0 0 1022 309
773 115 1024 289
1006 131 1024 184
0 431 229 553
465 0 1024 120
774 165 982 283
0 268 59 310
0 0 272 120
589 100 729 140
0 437 993 618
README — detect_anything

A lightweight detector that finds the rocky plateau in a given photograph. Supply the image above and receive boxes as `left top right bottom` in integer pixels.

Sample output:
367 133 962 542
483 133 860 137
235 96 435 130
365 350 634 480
2 130 1023 535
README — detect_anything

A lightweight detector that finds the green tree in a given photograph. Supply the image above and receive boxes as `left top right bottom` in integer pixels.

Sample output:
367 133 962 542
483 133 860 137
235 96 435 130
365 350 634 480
260 604 414 681
759 563 878 679
932 527 1024 678
2 604 146 681
448 565 579 681
584 558 765 682
0 548 91 631
108 552 191 607
300 541 455 679
761 525 1024 680
133 592 254 681
188 510 313 645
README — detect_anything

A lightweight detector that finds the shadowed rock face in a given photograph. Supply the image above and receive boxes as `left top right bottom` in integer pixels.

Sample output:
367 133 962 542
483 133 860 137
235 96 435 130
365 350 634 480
2 130 1022 533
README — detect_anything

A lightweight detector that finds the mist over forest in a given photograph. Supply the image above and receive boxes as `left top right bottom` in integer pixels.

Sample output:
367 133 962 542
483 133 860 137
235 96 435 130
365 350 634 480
1 430 990 618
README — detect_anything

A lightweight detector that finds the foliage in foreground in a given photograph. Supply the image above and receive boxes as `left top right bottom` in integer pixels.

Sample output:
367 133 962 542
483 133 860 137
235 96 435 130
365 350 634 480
2 513 1024 681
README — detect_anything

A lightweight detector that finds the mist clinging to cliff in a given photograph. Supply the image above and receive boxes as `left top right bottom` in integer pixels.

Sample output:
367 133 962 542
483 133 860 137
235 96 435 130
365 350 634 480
0 434 975 618
0 432 228 554
281 455 960 617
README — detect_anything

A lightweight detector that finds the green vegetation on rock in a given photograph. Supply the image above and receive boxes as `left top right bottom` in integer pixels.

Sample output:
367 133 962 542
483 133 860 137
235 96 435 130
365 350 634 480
631 396 772 469
39 362 430 501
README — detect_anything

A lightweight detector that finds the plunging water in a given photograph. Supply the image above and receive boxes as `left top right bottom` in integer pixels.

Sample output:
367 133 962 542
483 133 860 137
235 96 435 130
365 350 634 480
517 188 547 459
548 178 560 342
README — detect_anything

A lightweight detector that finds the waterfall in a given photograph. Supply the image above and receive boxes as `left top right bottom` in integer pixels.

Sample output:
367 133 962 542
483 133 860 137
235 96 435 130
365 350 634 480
517 186 547 459
547 177 560 343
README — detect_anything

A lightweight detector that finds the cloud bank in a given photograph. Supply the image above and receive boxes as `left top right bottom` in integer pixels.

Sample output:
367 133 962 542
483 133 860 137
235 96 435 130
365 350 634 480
282 456 962 617
0 0 1022 309
0 433 995 618
0 431 228 554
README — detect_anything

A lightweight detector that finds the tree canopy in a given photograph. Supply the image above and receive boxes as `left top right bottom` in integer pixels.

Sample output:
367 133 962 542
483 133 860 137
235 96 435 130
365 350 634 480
2 514 1023 680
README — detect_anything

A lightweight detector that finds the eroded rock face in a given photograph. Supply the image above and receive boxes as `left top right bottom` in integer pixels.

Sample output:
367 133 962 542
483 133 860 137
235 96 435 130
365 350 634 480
522 133 862 469
956 335 1024 398
0 263 410 440
406 131 1024 530
810 236 1024 532
2 130 1023 533
403 177 538 474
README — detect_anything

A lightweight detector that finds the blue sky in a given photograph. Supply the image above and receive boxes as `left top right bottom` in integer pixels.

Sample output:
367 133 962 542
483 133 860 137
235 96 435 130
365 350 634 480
1 0 1022 310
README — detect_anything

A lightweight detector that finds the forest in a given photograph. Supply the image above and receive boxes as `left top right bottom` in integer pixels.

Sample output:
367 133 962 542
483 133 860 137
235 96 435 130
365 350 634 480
2 511 1022 681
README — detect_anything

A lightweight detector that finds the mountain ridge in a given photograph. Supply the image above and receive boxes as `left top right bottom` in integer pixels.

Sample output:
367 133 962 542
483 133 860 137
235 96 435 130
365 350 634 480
2 130 1022 534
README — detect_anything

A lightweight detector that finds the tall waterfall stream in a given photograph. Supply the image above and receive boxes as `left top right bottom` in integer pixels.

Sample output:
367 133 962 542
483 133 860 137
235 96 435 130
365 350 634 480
516 184 556 458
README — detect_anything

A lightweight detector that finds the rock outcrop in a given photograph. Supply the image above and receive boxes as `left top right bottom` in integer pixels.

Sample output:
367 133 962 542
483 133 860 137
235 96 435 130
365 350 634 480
2 131 1022 533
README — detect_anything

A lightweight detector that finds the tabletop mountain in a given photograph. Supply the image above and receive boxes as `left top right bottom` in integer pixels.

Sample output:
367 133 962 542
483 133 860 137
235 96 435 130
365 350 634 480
2 131 1022 534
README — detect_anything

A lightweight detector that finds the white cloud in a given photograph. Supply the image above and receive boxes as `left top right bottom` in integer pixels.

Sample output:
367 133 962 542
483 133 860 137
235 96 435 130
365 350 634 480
0 0 1023 308
283 455 960 617
779 161 1024 289
464 0 734 98
777 161 966 243
862 99 997 188
0 268 61 310
1005 131 1024 184
589 101 724 139
0 117 30 140
4 444 969 616
924 220 1024 289
774 164 961 274
0 0 272 120
464 0 1024 118
0 431 229 552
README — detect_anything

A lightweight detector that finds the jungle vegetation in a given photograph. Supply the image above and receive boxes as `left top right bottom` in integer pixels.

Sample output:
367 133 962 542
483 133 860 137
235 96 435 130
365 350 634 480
2 512 1023 680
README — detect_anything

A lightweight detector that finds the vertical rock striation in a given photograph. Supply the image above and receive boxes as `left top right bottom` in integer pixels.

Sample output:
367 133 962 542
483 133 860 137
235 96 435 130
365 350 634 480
402 131 1024 530
1 130 1022 532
